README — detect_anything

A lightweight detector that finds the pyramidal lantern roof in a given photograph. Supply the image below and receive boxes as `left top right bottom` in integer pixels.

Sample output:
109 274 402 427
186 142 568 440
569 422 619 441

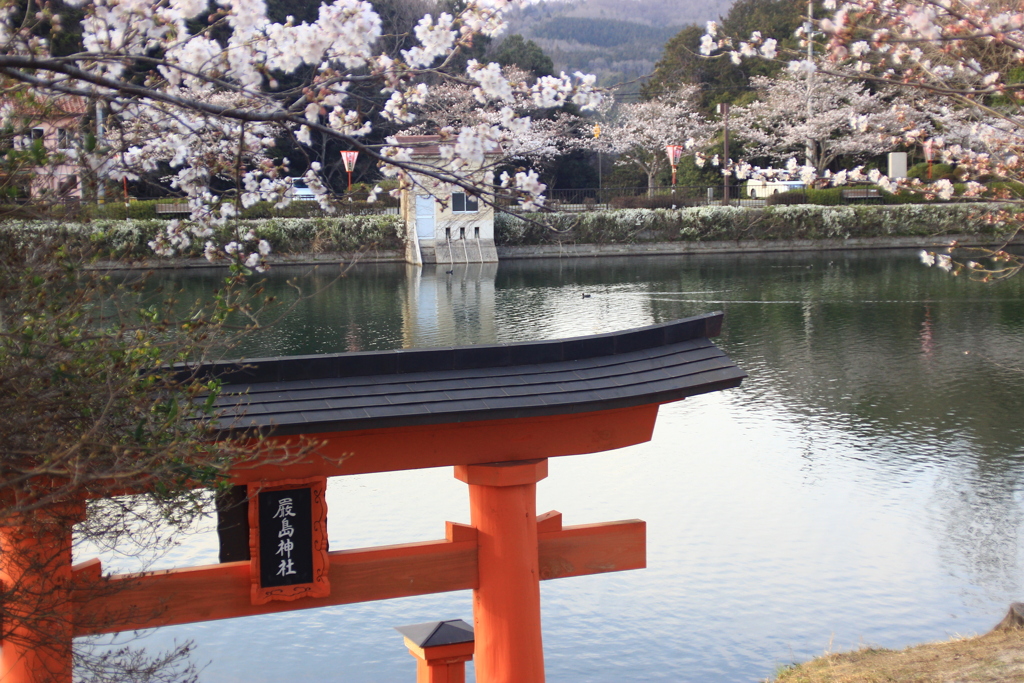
395 619 474 648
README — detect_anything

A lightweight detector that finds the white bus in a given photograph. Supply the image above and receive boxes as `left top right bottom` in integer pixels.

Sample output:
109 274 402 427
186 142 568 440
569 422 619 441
745 179 806 198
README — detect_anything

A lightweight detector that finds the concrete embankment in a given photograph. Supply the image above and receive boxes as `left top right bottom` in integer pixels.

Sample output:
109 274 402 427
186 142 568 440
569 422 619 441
95 232 1013 270
496 234 1002 260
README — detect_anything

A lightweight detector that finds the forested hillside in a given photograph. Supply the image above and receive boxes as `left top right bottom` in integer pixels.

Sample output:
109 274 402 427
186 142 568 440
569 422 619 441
503 0 734 91
534 0 733 28
532 18 679 48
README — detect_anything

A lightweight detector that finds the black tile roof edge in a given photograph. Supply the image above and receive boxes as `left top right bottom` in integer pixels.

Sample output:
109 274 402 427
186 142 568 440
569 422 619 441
212 366 746 437
174 312 725 386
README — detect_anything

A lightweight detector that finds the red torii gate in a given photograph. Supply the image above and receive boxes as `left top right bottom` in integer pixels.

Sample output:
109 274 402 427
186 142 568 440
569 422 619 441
0 313 745 683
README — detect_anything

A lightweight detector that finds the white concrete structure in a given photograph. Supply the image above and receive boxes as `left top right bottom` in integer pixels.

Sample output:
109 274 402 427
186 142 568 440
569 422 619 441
887 152 908 179
395 135 499 265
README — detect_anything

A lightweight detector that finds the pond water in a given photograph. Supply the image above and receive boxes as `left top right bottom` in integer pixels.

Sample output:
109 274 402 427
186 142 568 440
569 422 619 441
86 250 1024 682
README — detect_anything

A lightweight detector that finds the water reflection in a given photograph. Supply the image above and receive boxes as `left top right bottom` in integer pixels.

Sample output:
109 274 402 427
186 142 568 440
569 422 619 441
402 264 498 347
119 251 1024 682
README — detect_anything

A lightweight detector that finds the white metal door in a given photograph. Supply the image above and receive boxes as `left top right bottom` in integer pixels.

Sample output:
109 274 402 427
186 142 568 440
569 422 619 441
415 195 435 239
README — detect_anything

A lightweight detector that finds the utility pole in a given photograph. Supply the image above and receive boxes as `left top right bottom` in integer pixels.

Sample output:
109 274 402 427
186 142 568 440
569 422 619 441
96 101 105 204
718 102 730 206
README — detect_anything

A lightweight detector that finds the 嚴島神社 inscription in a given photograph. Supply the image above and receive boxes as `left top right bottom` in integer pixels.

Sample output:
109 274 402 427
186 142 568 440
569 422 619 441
258 488 314 588
248 477 329 605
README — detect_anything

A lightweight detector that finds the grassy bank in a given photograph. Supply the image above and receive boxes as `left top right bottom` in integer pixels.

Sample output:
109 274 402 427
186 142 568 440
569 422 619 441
770 628 1024 683
496 204 1011 247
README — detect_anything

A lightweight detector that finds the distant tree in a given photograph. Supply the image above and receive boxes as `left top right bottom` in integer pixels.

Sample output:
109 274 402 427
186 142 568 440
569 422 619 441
0 235 307 682
699 0 1024 280
643 0 805 111
402 66 584 174
493 34 554 77
266 0 323 24
589 87 714 193
549 149 599 189
532 18 677 49
730 73 915 173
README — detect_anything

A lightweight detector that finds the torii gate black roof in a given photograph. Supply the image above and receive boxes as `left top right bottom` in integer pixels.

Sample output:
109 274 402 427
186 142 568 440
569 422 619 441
196 312 746 438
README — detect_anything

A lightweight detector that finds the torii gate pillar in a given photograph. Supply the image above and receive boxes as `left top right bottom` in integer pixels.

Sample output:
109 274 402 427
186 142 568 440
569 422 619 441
0 507 81 683
455 459 548 683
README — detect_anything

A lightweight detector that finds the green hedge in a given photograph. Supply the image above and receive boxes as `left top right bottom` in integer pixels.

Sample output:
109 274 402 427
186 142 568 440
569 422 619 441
608 194 698 209
88 197 399 221
799 187 936 205
1 215 405 259
987 181 1024 198
495 204 1007 246
907 162 963 181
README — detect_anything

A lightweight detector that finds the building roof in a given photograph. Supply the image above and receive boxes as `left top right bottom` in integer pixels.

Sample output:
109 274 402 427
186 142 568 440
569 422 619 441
2 95 87 119
192 312 746 438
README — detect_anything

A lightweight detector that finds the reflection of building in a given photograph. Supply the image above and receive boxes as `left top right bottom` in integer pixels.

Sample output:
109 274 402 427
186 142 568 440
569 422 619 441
401 263 498 348
395 135 499 265
2 96 85 200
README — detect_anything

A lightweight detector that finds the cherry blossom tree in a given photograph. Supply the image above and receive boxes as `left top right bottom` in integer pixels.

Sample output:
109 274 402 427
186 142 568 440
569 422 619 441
699 5 1024 278
0 0 606 268
819 0 1024 278
589 87 714 194
401 66 586 172
0 4 607 678
731 72 918 173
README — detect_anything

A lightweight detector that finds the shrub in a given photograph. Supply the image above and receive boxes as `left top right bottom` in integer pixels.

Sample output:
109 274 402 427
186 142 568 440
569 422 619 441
907 162 965 180
609 194 697 209
0 203 90 220
494 204 1005 246
608 195 645 209
0 215 405 259
802 187 845 205
239 196 398 220
766 191 808 206
986 181 1024 199
798 186 933 205
89 199 164 220
87 195 400 222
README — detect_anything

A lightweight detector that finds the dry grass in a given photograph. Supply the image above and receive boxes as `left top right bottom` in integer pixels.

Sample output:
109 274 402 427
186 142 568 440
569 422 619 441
770 628 1024 683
